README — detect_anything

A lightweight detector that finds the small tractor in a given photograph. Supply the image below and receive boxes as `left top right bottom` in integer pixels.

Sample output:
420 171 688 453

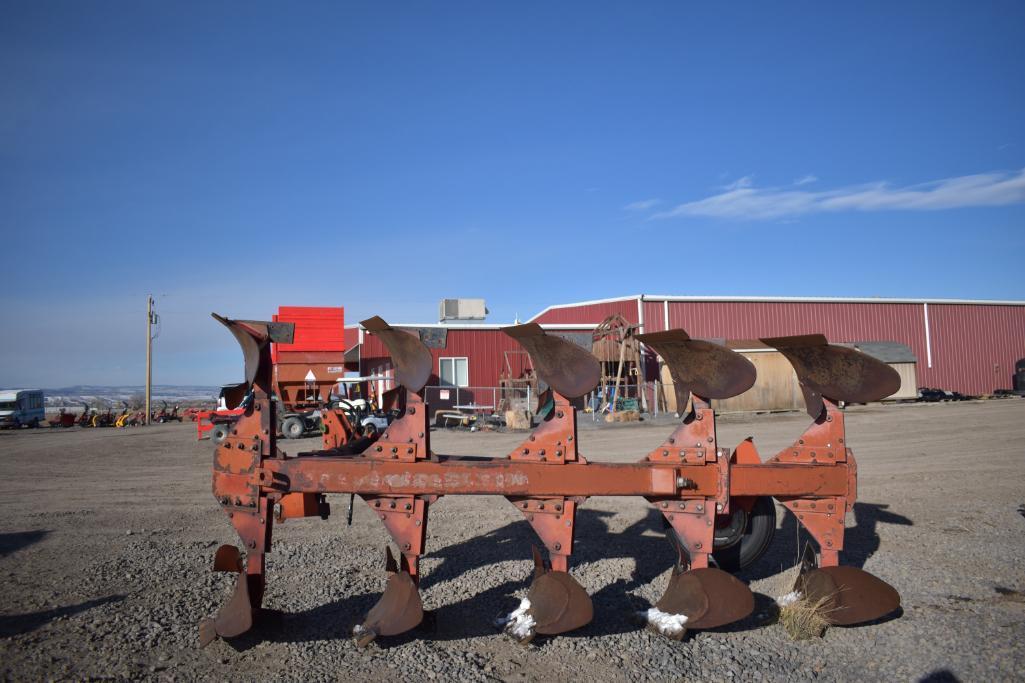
91 405 116 428
77 402 94 427
154 401 182 423
198 314 901 649
48 408 77 428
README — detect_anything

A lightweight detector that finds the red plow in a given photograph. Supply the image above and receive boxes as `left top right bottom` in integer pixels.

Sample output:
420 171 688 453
199 314 901 647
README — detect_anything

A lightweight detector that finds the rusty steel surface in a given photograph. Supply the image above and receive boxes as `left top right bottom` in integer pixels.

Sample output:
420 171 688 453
797 565 902 626
636 329 757 408
360 316 433 392
355 548 424 647
655 567 754 630
762 334 901 418
526 569 594 636
502 323 601 399
199 316 901 648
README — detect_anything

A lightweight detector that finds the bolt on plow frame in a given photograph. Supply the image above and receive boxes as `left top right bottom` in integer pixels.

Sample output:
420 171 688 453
198 314 901 648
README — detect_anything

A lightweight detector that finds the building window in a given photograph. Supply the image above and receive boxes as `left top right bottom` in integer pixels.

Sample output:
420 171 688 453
439 357 469 387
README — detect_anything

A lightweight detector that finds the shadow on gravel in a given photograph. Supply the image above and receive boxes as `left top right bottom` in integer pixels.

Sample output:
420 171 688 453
229 509 686 645
842 502 913 569
737 501 914 583
0 595 123 637
233 501 915 646
226 593 383 650
0 530 49 557
919 670 961 683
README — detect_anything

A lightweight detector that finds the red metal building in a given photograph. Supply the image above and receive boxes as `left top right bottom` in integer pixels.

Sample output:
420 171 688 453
530 295 1025 395
345 322 593 409
339 294 1024 403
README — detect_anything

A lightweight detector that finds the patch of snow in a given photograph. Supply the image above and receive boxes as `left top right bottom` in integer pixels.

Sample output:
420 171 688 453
496 598 535 641
777 590 802 607
643 607 688 637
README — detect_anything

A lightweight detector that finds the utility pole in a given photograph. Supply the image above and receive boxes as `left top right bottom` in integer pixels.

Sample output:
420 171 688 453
145 295 155 425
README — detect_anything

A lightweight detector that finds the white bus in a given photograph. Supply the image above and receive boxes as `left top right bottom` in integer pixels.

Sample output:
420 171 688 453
0 390 45 429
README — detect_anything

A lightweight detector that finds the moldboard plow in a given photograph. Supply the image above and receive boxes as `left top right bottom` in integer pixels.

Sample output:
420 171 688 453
199 315 902 648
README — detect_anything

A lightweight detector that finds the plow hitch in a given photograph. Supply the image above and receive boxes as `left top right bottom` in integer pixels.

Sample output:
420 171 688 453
198 313 902 648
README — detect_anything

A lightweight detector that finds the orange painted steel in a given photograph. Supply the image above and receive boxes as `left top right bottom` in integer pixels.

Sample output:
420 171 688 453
199 314 902 648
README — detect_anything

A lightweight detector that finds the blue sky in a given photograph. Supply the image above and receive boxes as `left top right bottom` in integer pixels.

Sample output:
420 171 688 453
2 1 1024 386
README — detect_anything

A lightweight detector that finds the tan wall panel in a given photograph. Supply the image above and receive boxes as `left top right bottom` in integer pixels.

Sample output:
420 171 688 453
714 351 802 413
659 351 802 414
888 362 918 399
658 351 913 413
660 364 677 413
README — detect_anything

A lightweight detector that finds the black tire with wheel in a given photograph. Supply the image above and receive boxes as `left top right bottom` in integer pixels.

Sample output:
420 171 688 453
210 423 230 444
710 496 777 572
282 416 305 439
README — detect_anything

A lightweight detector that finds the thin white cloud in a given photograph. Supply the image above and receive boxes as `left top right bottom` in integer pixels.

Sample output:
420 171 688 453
721 176 753 191
624 198 661 211
794 174 818 186
652 168 1025 220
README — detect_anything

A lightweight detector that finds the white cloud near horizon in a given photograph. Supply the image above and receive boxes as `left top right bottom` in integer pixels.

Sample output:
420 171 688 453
794 174 818 186
651 168 1025 220
624 198 661 211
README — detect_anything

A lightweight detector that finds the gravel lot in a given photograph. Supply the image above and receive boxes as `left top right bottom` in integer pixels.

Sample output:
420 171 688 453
1 400 1023 681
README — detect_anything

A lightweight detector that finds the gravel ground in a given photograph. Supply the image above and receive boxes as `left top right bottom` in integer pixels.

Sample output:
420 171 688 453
1 399 1023 681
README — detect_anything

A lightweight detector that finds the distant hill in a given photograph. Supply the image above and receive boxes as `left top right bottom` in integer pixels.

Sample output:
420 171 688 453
37 385 219 407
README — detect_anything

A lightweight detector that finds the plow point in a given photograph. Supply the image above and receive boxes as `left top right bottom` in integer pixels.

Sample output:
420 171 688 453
354 547 423 647
796 565 901 626
198 549 254 648
653 567 753 634
522 569 593 638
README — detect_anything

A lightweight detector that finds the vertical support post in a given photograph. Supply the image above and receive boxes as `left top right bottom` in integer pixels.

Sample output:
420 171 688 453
145 295 153 425
923 302 933 369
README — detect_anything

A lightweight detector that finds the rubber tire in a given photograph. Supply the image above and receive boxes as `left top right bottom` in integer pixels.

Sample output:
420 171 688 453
282 416 305 439
711 496 777 573
210 424 230 444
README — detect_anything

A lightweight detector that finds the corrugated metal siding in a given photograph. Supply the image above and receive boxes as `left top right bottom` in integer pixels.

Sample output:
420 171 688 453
643 301 664 331
544 298 1025 395
664 300 1025 394
343 327 360 351
358 301 1025 396
360 328 535 388
927 304 1025 394
275 306 345 351
534 300 639 325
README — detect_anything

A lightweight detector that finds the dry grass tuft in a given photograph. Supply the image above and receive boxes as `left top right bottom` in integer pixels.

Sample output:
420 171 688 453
778 593 835 640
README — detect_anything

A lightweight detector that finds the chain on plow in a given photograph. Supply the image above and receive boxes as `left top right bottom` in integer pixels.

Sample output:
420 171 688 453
198 314 902 647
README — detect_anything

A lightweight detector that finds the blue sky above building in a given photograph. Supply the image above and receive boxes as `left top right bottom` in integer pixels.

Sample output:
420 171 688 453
2 1 1024 385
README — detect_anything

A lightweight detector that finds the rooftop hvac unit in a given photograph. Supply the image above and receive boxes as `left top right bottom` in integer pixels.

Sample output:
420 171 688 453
439 298 487 322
